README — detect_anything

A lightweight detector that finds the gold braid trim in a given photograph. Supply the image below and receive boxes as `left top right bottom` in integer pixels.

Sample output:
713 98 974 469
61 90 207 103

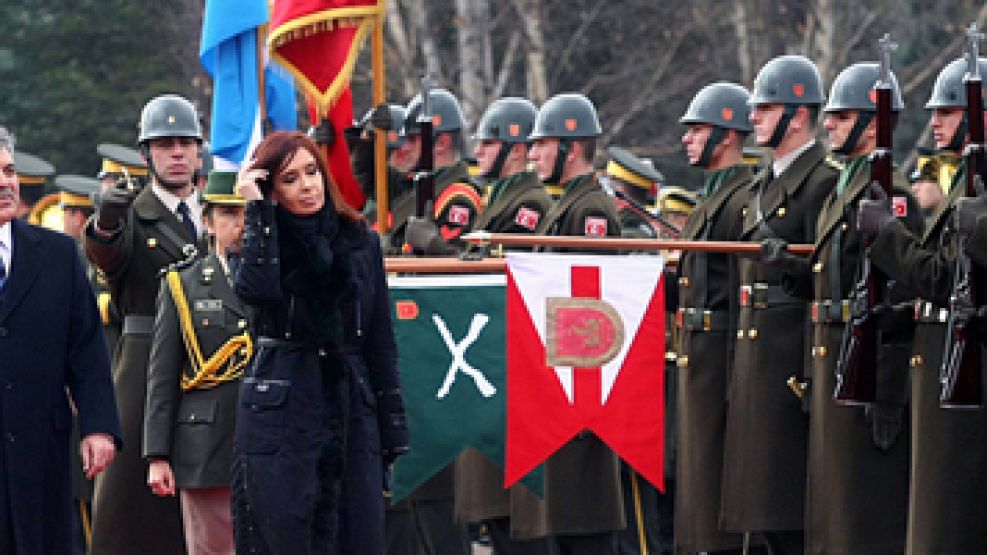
165 271 253 392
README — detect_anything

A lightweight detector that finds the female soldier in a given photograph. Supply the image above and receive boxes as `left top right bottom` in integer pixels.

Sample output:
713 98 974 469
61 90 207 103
232 131 408 554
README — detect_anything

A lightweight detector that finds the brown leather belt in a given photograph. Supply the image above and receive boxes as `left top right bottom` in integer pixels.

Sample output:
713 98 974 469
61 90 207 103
739 283 801 309
811 300 850 324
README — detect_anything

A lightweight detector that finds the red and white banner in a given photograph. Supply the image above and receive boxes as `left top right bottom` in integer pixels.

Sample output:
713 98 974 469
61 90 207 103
505 253 666 490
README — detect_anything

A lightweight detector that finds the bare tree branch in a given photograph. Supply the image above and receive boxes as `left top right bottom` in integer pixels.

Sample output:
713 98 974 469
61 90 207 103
491 31 522 100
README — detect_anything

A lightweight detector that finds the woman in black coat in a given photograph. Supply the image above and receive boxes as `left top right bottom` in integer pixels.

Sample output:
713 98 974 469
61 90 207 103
232 131 408 554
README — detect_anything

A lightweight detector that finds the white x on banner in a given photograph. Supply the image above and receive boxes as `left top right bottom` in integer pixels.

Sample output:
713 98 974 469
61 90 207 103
433 313 497 400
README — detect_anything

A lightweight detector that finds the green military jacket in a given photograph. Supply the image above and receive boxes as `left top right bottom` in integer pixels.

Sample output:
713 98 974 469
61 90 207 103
471 170 551 235
674 164 751 552
535 173 621 239
721 141 839 532
805 159 922 554
143 252 249 489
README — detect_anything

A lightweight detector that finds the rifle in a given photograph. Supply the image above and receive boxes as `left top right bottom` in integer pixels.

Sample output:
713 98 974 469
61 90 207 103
833 34 897 405
598 174 683 237
940 24 986 409
413 75 436 218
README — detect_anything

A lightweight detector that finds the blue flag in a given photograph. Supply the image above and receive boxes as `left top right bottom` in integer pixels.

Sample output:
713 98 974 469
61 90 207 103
200 0 296 164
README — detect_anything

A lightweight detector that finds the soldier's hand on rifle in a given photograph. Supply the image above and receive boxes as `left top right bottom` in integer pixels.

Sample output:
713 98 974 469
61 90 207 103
405 216 439 251
857 183 894 236
95 183 136 232
864 402 903 452
954 196 987 238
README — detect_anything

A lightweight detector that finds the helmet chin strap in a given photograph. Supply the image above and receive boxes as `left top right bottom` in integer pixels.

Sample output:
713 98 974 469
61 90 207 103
833 111 875 156
945 114 967 153
141 144 193 190
483 142 514 179
547 139 571 185
761 104 799 149
692 126 727 169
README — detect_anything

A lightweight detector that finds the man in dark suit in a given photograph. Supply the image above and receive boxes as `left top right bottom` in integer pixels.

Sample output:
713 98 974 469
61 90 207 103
0 127 121 553
85 94 206 555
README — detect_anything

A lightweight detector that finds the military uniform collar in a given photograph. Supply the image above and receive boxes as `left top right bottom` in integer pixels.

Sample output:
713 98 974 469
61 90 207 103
562 172 594 194
434 161 470 188
772 139 816 178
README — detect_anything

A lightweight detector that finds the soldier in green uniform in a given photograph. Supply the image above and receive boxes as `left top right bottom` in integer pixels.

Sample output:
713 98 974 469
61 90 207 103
605 146 663 240
399 89 484 256
799 61 923 554
14 151 55 222
720 55 839 555
513 92 624 555
675 82 755 555
348 103 416 227
857 55 987 555
85 94 207 555
143 170 250 555
451 97 554 555
388 93 473 555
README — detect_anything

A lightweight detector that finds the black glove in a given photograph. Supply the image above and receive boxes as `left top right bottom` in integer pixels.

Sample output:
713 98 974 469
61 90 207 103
864 402 903 452
857 183 894 236
96 185 136 231
954 196 987 238
307 120 335 146
377 389 409 466
759 237 809 275
404 216 440 251
368 103 394 130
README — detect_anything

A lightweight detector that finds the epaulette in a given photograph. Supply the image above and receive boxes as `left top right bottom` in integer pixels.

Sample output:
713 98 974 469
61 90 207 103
824 155 845 171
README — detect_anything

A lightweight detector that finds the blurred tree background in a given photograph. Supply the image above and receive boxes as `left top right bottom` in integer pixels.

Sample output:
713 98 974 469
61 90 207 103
1 0 985 189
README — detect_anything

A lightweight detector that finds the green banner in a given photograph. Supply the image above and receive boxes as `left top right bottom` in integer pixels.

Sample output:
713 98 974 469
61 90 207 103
388 275 539 502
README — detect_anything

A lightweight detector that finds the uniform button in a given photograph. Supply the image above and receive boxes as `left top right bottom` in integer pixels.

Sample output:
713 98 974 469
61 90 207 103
737 330 745 339
812 262 823 273
910 354 923 368
841 222 848 231
238 319 248 329
748 328 758 339
147 238 157 248
676 355 689 368
777 207 787 218
678 276 690 287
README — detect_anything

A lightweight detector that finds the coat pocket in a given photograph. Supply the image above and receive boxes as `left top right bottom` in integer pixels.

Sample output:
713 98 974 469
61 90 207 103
238 377 290 454
177 397 217 425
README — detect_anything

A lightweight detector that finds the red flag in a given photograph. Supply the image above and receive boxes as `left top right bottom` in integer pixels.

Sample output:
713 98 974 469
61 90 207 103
270 0 380 209
505 253 666 490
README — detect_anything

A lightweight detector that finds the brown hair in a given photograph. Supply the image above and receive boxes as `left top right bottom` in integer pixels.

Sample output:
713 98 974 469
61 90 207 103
249 130 363 222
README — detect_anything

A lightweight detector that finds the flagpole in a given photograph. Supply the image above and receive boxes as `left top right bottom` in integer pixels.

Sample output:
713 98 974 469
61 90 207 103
630 471 650 555
462 232 815 255
372 0 389 234
256 24 269 134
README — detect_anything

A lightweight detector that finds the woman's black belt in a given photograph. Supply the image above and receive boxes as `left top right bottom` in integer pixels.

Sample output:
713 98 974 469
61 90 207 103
257 336 358 357
122 315 154 335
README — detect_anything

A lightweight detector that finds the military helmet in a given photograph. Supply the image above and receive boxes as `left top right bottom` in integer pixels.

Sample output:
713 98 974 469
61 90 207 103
138 94 203 144
925 57 987 109
825 62 904 113
680 82 754 132
359 104 407 149
402 89 465 136
529 93 602 140
473 97 538 143
750 55 825 106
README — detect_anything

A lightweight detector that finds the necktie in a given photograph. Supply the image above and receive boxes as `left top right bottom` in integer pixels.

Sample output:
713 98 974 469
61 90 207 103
177 201 197 240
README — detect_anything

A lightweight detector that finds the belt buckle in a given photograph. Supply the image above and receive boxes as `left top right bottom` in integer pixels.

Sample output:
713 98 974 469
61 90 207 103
841 300 851 323
753 283 769 309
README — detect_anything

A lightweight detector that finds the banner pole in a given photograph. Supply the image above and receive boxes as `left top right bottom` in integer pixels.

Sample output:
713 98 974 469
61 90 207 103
372 1 389 233
256 25 269 135
630 470 650 555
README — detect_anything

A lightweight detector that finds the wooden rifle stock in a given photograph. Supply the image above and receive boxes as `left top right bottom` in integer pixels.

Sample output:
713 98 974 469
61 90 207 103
834 34 896 404
941 25 985 409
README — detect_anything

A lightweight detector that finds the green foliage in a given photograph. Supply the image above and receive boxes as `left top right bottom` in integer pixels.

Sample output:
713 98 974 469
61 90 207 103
0 0 184 177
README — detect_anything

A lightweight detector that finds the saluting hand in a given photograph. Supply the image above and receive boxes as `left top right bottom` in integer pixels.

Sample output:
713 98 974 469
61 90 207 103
236 163 267 202
147 459 177 497
80 433 117 479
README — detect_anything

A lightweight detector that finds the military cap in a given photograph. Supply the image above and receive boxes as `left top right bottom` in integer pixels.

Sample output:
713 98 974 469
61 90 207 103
97 143 148 178
658 186 699 215
202 170 246 205
402 89 465 136
13 151 55 186
605 147 663 191
742 147 765 167
54 175 99 209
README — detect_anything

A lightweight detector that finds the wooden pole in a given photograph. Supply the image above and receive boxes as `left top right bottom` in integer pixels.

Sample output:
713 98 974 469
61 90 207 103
372 1 389 233
256 25 269 134
630 471 650 555
462 232 815 255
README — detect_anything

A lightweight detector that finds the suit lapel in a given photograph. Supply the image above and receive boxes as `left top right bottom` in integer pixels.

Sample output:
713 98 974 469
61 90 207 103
133 187 201 259
0 220 45 323
815 166 870 248
741 142 826 238
923 166 966 244
685 166 751 241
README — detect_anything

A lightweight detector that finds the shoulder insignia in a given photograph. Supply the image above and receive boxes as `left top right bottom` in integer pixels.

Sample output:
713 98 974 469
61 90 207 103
447 204 471 226
435 182 484 219
892 195 907 218
514 207 541 230
824 155 845 171
584 216 608 237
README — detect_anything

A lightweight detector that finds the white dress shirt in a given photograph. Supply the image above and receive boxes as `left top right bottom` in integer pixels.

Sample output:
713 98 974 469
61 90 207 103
771 139 816 179
152 184 203 238
0 220 12 279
